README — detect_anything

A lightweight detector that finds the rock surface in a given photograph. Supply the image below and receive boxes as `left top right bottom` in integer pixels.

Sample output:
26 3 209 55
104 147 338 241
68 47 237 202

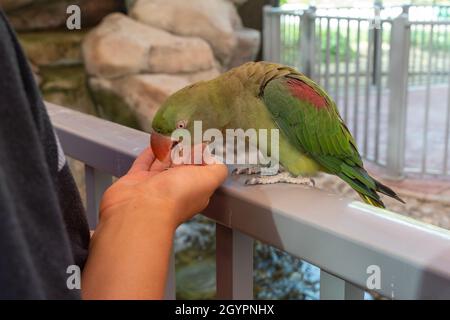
80 1 260 131
18 31 85 66
130 0 242 65
0 0 33 11
89 69 219 130
83 13 216 79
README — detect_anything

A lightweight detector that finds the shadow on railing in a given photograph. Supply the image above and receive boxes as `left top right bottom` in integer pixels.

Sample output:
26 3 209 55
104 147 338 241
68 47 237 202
47 102 450 300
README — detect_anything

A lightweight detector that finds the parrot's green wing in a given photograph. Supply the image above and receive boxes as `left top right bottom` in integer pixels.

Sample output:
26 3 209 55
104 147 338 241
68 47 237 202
262 72 402 208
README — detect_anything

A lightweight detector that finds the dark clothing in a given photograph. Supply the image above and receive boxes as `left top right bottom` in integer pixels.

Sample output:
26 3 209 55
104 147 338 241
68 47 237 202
0 10 89 299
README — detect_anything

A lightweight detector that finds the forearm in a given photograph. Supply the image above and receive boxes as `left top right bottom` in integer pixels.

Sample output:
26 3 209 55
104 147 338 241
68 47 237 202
81 204 176 300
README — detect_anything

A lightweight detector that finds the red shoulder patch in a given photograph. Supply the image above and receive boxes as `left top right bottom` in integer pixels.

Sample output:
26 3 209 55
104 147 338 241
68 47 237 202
286 78 327 109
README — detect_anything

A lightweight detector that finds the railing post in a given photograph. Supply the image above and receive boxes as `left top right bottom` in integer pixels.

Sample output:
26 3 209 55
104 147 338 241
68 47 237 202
320 270 365 300
386 13 410 179
263 5 281 62
372 4 382 85
299 6 317 78
84 165 112 229
216 224 254 300
402 4 411 14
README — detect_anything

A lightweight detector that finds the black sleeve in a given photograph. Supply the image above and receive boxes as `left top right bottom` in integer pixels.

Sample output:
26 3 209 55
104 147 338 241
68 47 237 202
0 10 90 299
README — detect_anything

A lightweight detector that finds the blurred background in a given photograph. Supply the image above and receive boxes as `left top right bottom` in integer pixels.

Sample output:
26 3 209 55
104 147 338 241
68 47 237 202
1 0 449 299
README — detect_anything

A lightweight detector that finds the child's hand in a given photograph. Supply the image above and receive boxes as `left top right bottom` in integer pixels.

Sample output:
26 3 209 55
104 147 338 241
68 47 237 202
99 146 228 229
83 146 227 299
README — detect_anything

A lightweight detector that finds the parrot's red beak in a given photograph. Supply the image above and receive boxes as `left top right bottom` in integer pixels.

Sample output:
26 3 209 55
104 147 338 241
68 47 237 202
151 131 178 161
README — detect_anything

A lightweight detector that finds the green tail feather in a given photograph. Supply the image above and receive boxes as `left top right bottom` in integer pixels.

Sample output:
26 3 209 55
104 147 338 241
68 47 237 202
374 180 406 204
358 192 386 208
337 167 405 209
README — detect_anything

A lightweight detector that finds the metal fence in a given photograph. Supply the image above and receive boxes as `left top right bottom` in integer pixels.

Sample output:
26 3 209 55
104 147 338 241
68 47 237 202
263 5 450 179
47 102 450 299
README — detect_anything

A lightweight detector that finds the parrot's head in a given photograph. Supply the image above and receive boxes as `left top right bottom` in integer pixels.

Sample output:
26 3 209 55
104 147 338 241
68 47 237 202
151 81 227 161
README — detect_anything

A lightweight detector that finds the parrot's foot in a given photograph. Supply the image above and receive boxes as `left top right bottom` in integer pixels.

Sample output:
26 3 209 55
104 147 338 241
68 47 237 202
232 166 261 175
245 172 315 187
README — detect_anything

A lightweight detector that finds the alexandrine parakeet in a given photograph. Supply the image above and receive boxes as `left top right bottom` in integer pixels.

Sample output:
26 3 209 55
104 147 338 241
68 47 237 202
151 61 404 208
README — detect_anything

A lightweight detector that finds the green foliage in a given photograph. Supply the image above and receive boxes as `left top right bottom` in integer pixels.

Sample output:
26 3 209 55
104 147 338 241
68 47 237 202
279 21 357 66
319 29 357 63
411 27 450 52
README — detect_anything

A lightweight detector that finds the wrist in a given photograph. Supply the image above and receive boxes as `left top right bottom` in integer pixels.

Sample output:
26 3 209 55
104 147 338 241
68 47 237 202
98 197 179 235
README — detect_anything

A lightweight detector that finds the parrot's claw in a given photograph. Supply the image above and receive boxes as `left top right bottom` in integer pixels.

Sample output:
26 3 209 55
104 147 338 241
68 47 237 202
232 166 261 175
245 172 315 187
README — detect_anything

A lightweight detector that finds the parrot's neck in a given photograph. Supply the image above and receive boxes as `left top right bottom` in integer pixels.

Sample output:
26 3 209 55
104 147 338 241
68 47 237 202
212 62 296 128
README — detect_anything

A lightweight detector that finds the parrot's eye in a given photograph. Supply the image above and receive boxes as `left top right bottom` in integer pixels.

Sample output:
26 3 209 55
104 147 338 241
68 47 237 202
176 120 187 129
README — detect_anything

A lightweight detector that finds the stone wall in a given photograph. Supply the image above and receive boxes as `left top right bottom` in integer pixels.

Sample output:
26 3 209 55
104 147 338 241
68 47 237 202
1 0 260 131
83 0 261 130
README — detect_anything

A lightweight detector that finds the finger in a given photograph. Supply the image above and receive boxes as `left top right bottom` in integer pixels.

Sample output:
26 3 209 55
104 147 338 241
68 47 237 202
199 163 229 189
128 147 155 174
171 143 223 167
172 162 228 193
149 157 172 174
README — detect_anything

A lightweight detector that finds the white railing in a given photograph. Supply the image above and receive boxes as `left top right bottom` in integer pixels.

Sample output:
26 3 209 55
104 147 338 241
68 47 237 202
47 102 450 299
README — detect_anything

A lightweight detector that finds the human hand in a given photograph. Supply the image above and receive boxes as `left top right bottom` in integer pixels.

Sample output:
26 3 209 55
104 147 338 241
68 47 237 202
99 145 228 230
83 146 227 299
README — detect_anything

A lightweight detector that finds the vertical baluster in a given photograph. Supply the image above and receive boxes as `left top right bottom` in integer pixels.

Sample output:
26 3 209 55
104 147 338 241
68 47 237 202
364 26 373 158
335 18 341 103
290 14 295 66
289 15 298 67
263 6 271 61
317 17 323 85
343 18 351 122
320 270 365 300
443 74 450 176
411 24 417 85
294 15 299 67
353 19 361 143
273 12 281 62
422 24 434 175
433 24 441 83
84 165 112 229
280 14 285 63
440 24 446 82
216 224 254 300
325 18 331 91
419 24 426 84
444 25 450 82
374 22 383 163
285 14 289 67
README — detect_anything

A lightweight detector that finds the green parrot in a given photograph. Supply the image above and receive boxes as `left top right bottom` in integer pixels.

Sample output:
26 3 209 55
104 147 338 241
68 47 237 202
151 61 404 208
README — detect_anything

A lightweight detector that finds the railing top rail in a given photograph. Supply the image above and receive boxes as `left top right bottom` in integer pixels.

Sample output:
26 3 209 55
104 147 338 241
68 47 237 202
47 103 450 299
410 20 450 25
266 4 450 22
313 15 393 23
